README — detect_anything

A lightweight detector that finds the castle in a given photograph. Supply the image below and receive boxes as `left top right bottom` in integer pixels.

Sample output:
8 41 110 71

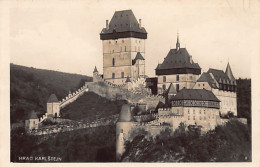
24 9 245 161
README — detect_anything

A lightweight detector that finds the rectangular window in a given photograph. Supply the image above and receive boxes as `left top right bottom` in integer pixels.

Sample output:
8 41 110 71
188 116 190 120
193 116 195 120
121 72 124 78
176 75 179 81
125 46 127 51
163 76 166 82
112 73 115 79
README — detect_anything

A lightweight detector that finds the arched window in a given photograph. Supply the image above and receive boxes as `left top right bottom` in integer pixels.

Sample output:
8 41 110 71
112 73 115 79
112 58 115 66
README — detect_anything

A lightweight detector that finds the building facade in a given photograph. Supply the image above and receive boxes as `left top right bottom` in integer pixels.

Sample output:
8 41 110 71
193 63 237 116
155 35 201 95
100 10 147 85
158 88 221 131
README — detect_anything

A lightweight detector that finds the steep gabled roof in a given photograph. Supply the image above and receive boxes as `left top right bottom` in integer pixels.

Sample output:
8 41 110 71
197 72 217 89
132 52 145 65
28 110 38 119
100 10 147 35
207 68 234 85
171 88 220 102
225 63 236 85
156 48 200 70
166 83 177 95
93 66 98 73
47 94 59 103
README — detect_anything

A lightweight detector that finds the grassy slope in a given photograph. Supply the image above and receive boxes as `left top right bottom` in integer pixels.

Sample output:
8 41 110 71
61 92 126 122
10 63 92 123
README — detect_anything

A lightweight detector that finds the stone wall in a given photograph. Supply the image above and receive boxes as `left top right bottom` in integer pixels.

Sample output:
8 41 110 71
87 74 165 111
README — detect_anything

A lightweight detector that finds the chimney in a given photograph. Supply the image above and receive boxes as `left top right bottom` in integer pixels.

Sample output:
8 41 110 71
139 19 142 28
106 20 109 30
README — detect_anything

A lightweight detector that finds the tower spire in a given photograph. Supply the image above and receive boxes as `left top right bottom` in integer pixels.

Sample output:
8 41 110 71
176 32 180 51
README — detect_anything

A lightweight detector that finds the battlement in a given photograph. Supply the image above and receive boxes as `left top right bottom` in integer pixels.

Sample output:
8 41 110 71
60 83 89 108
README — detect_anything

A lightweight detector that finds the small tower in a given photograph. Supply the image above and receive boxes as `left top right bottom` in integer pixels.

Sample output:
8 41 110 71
46 94 60 118
116 104 136 161
93 66 99 82
225 62 236 86
176 33 180 51
25 110 39 131
125 76 132 90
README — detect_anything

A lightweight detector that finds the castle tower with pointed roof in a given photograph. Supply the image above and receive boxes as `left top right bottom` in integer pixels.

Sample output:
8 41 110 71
47 94 60 117
100 10 147 84
156 35 201 95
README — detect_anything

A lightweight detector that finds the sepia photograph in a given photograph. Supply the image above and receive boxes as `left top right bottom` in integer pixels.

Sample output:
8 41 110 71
0 0 259 165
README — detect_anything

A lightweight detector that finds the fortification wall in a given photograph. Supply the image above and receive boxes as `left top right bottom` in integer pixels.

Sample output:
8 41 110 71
88 74 165 110
60 84 88 109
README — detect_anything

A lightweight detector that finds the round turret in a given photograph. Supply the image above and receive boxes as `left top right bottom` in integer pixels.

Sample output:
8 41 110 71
117 104 135 122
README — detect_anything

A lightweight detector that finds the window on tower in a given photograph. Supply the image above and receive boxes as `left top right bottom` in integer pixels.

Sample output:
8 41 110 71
112 58 115 66
176 75 179 81
163 76 166 82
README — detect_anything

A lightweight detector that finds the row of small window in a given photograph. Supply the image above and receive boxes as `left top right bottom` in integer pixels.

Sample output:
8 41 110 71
110 46 141 53
188 109 206 115
188 115 215 120
112 72 124 79
162 75 193 82
197 83 205 87
108 39 141 44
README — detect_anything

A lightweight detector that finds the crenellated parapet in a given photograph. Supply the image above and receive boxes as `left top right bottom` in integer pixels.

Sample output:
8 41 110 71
59 83 89 109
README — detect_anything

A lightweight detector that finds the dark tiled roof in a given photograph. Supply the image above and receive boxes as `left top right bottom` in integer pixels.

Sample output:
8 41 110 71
166 83 177 95
28 110 38 119
171 88 220 102
197 72 217 89
93 66 98 73
207 68 232 84
156 48 200 70
225 63 236 85
132 52 145 65
47 94 59 103
100 10 147 34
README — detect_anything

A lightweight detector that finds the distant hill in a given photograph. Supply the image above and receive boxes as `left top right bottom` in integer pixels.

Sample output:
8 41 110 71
10 63 92 123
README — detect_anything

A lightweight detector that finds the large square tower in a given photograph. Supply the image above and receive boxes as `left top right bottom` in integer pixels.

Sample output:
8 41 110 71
100 10 147 85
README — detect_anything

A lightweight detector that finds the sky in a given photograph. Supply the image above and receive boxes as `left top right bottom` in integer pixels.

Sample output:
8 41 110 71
9 0 260 79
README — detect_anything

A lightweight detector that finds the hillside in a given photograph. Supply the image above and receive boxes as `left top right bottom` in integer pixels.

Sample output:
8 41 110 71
121 120 251 162
10 63 92 123
11 125 116 162
61 92 127 122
